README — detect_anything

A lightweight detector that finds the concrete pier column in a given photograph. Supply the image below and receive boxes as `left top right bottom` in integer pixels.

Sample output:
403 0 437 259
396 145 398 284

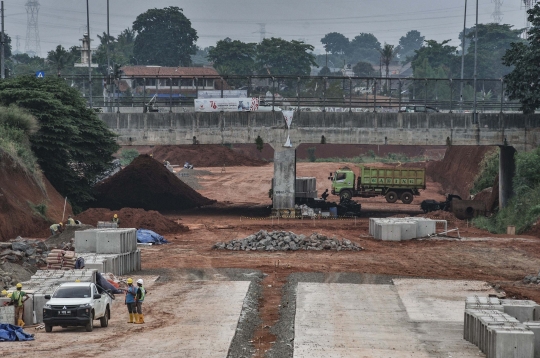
499 145 516 209
273 147 296 212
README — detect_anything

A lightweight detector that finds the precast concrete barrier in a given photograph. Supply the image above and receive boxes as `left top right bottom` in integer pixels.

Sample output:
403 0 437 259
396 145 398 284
369 217 438 241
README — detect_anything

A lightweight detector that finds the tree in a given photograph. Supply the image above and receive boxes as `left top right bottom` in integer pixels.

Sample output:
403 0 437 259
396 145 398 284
46 45 75 76
318 66 331 76
207 38 257 75
321 32 349 55
398 30 424 62
95 28 136 75
353 61 375 77
0 76 119 211
411 39 460 78
1 32 12 58
503 4 540 114
256 38 317 76
132 7 198 67
347 33 381 63
379 43 398 78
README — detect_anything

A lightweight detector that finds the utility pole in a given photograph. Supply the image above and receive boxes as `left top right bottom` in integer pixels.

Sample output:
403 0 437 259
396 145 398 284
86 0 92 108
1 1 4 79
472 0 478 122
107 0 112 112
460 0 467 105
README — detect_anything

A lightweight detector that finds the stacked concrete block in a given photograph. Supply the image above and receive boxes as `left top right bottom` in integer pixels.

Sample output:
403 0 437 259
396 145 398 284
369 217 439 241
0 298 15 324
524 322 540 358
501 299 540 323
78 251 140 276
97 221 118 229
295 177 317 199
96 229 137 254
488 325 534 358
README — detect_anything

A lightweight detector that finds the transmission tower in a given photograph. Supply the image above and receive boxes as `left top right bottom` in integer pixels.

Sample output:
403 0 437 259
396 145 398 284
24 0 40 57
521 0 538 38
491 0 503 23
257 23 266 43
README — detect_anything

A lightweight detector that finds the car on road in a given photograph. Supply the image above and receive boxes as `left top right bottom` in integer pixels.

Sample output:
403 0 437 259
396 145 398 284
42 282 113 332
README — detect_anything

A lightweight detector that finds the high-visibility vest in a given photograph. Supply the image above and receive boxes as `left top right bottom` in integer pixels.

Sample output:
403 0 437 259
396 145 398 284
12 291 25 307
138 287 145 302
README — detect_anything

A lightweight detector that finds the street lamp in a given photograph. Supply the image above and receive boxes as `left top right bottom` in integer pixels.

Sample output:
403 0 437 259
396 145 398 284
86 0 92 109
472 0 479 122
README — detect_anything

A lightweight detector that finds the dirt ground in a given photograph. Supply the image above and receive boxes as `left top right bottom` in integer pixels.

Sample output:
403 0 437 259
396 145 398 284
8 162 540 357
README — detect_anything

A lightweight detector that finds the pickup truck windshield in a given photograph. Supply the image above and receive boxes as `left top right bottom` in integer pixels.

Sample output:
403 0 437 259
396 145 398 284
53 287 92 298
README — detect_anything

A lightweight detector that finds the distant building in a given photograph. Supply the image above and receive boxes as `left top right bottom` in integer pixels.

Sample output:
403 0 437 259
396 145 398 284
119 66 229 97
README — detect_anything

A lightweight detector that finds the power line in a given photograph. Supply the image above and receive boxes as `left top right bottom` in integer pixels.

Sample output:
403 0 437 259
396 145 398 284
24 0 40 56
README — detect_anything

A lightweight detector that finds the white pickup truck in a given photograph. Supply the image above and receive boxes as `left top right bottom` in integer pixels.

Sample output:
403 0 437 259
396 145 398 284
42 282 113 332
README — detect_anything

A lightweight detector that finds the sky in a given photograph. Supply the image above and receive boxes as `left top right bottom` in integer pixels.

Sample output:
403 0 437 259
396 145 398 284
1 0 530 57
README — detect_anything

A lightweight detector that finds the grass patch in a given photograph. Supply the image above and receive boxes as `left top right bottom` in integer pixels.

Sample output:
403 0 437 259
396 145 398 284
119 149 140 166
29 201 48 220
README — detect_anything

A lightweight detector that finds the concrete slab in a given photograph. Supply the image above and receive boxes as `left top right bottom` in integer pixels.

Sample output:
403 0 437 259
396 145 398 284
294 283 430 357
127 281 250 358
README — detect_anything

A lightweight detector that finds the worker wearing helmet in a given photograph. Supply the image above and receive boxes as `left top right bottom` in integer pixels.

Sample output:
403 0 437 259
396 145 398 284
3 283 29 327
112 214 120 227
134 279 146 324
67 215 76 225
125 278 137 323
50 222 63 236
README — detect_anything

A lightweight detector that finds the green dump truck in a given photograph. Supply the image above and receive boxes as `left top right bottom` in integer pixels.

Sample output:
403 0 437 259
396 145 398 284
330 166 426 204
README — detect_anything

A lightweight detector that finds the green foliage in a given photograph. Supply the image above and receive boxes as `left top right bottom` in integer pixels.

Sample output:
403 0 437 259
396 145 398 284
473 147 540 234
321 32 349 55
379 43 398 78
503 4 540 114
411 39 459 78
398 30 424 62
46 45 76 76
471 151 499 194
353 61 375 77
207 38 257 75
347 33 381 63
0 76 120 212
120 149 139 166
29 201 48 219
132 7 198 67
307 147 317 162
94 28 136 75
318 66 331 76
255 135 264 152
256 38 317 76
2 32 12 59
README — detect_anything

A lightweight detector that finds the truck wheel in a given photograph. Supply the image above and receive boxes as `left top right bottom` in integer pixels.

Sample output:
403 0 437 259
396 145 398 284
340 190 352 201
401 192 413 204
100 308 109 327
385 191 398 203
86 312 94 332
45 324 52 333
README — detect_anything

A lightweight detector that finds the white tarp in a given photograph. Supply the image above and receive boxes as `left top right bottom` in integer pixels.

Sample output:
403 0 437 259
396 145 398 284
194 98 260 112
197 90 248 99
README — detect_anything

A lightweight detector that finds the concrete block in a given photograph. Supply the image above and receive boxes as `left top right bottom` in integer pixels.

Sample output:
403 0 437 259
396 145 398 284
399 221 418 241
489 326 534 358
74 229 103 253
96 229 137 254
0 299 15 324
524 322 540 358
501 299 540 323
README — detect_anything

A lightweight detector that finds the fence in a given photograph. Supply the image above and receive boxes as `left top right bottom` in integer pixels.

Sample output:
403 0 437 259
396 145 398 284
57 75 521 113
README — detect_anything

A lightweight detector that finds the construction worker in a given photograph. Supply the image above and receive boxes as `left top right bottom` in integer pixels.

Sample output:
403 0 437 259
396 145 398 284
134 279 146 324
50 222 63 236
125 278 137 323
67 215 76 225
321 189 329 201
112 214 120 226
1 289 7 297
3 283 29 327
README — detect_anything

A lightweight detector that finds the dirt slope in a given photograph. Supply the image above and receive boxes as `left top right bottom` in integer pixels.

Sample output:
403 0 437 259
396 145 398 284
92 155 215 211
0 152 72 241
426 146 497 199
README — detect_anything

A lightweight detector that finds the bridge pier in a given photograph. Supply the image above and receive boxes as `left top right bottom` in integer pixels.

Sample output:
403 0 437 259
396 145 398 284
499 145 516 209
272 147 296 216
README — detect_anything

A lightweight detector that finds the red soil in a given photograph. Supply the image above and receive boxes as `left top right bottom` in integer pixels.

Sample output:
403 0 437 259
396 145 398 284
77 207 188 234
0 152 73 241
92 155 215 211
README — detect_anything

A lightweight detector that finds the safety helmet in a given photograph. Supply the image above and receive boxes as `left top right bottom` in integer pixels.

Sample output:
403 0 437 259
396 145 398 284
16 283 22 288
114 214 118 218
1 290 6 296
127 278 133 284
136 279 143 285
75 279 80 283
59 222 63 226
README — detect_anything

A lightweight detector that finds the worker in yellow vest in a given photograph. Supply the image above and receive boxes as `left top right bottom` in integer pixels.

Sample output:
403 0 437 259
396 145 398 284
134 279 146 324
3 283 29 327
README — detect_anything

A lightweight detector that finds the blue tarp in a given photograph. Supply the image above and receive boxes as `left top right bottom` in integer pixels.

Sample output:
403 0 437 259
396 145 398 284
136 229 169 245
0 324 34 341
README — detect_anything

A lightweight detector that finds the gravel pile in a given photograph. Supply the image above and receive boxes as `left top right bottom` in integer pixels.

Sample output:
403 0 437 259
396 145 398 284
213 230 363 252
523 271 540 284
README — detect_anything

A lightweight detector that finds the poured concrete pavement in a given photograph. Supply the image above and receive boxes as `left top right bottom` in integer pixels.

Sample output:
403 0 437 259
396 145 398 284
294 280 494 357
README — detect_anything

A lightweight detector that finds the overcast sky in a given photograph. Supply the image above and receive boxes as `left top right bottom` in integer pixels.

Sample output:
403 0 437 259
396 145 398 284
2 0 529 57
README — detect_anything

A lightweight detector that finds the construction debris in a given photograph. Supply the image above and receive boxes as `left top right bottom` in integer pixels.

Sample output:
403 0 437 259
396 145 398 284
523 271 540 284
213 230 363 251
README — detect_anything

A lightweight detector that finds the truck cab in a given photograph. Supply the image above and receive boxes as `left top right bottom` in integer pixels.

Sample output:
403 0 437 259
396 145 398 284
330 168 357 200
42 282 112 332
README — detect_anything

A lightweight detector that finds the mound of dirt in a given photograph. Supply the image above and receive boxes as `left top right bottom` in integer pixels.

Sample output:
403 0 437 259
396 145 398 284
426 146 497 199
148 145 268 167
44 224 95 248
0 152 73 241
77 208 188 234
92 155 215 211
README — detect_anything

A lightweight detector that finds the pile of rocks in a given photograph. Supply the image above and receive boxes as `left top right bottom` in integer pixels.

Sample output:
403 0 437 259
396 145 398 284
523 271 540 284
213 230 363 252
0 237 49 267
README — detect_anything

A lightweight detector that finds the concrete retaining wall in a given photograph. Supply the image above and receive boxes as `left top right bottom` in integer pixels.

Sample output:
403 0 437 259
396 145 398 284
99 112 540 150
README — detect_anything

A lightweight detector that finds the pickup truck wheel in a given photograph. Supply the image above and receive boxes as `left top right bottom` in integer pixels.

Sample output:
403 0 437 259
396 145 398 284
385 191 398 203
100 308 109 327
401 192 413 204
340 190 352 201
45 324 52 333
86 312 94 332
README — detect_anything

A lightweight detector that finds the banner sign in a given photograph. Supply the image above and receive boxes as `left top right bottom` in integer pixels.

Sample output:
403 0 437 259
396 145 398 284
194 98 259 112
197 90 248 99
